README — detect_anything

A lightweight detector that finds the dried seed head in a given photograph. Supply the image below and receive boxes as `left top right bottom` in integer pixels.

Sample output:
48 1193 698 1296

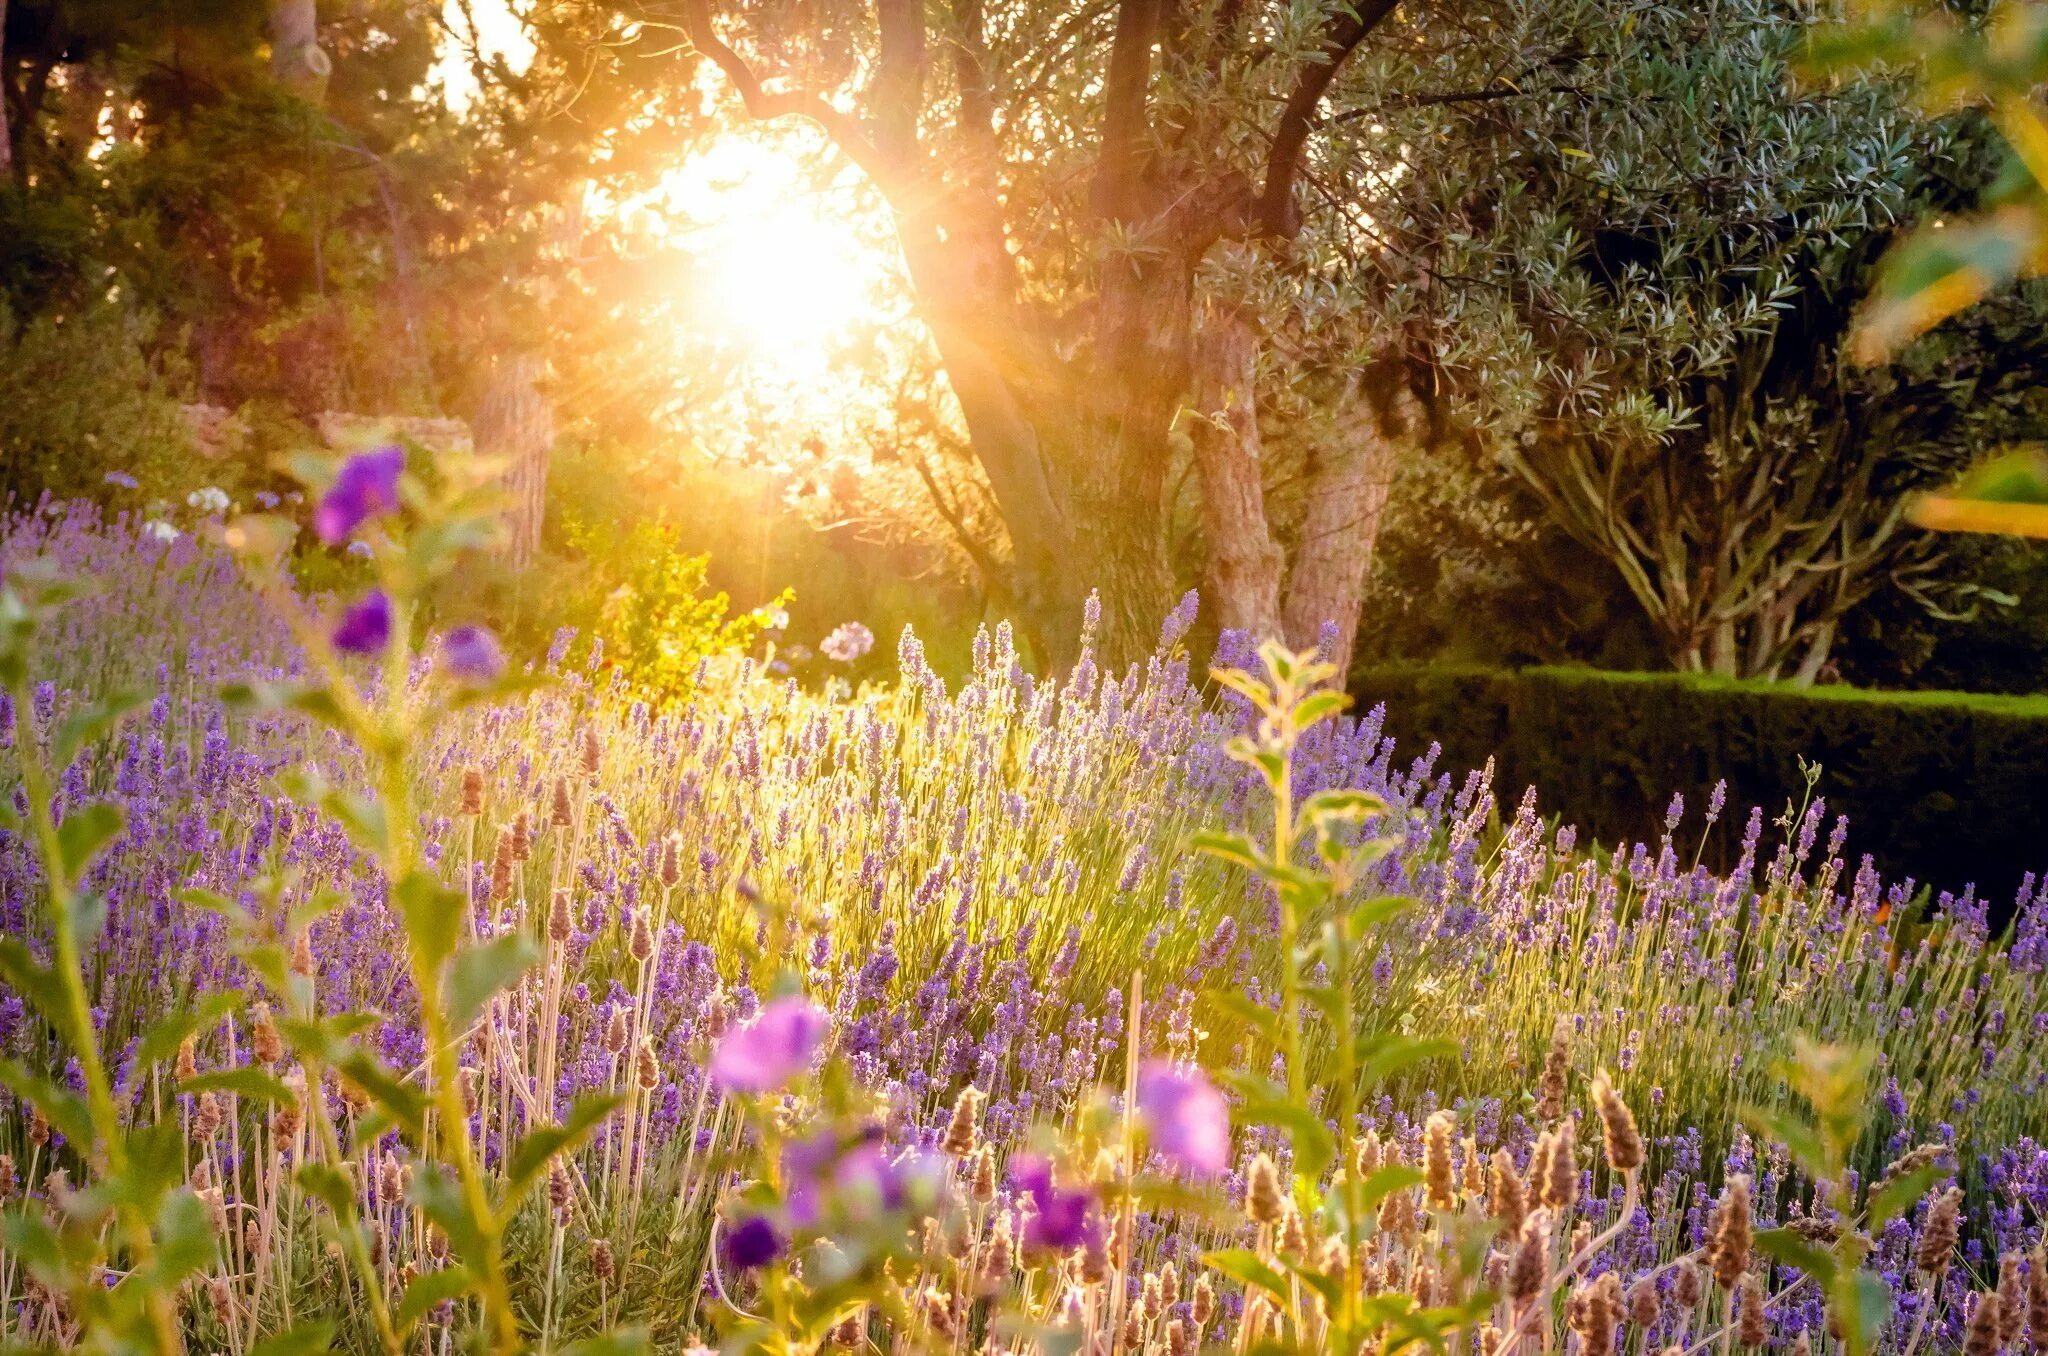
290 928 316 978
490 832 515 902
1537 1016 1571 1122
1165 1317 1190 1356
2027 1247 2048 1355
1675 1259 1703 1310
1628 1276 1662 1329
511 810 533 863
970 1145 996 1203
27 1106 48 1148
1478 1324 1503 1356
1079 1224 1111 1284
1425 1110 1458 1211
1591 1072 1644 1174
550 776 573 828
191 1092 222 1142
590 1237 615 1282
831 1312 864 1347
941 1087 983 1157
1276 1200 1309 1258
635 1039 660 1091
660 834 682 888
581 725 603 781
1542 1118 1579 1212
1569 1272 1623 1356
977 1211 1013 1295
1246 1153 1284 1226
1509 1215 1549 1303
1462 1134 1485 1201
175 1035 199 1082
1736 1274 1767 1348
1918 1187 1962 1277
251 1001 285 1066
1966 1291 2003 1356
2000 1252 2026 1349
210 1277 233 1326
549 889 573 944
629 907 654 963
460 767 484 815
1711 1176 1754 1288
1377 1176 1417 1242
0 1155 15 1201
1192 1275 1217 1327
604 1008 629 1056
1491 1148 1529 1234
1353 1130 1383 1178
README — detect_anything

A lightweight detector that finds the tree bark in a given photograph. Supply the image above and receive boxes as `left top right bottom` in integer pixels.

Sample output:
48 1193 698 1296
0 0 12 182
1280 382 1414 678
268 0 330 98
1189 306 1284 638
475 354 553 566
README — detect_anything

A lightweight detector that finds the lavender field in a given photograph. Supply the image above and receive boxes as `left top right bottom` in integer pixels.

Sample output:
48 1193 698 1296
1 478 2046 1356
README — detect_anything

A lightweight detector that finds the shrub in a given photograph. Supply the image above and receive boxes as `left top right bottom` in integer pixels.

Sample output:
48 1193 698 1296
1349 663 2048 911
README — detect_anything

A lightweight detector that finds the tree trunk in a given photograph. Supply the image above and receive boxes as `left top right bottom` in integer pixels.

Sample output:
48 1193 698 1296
268 0 330 97
1279 382 1413 678
475 354 552 566
1189 306 1284 638
0 0 12 182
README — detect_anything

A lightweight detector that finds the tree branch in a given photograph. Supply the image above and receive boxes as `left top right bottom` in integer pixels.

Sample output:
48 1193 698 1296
1256 0 1401 237
873 0 926 165
1095 0 1161 220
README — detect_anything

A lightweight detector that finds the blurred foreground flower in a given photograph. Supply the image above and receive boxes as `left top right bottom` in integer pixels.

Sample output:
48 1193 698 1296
315 444 404 545
822 620 875 663
440 624 505 683
1137 1060 1231 1176
711 995 827 1093
1909 446 2048 538
1010 1154 1099 1253
333 590 393 654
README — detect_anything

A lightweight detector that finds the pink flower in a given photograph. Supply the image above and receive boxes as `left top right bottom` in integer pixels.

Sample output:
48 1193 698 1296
1137 1060 1230 1177
332 591 392 655
315 446 404 545
711 996 828 1094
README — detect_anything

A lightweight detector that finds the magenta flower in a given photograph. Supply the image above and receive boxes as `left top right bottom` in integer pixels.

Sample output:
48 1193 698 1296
440 625 504 683
711 996 827 1093
1137 1060 1230 1176
332 591 392 655
1010 1153 1100 1254
314 445 404 545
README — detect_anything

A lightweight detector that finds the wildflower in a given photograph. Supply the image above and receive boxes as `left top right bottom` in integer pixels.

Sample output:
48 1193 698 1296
822 621 875 663
315 445 404 545
440 626 504 684
332 591 393 655
143 520 180 543
1591 1072 1644 1173
104 470 140 489
710 995 828 1093
1918 1187 1962 1276
724 1214 784 1270
1137 1060 1230 1177
1711 1176 1753 1288
187 486 231 514
1010 1154 1099 1254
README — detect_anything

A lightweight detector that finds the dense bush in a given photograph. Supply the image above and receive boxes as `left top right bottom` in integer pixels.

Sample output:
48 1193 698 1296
1350 664 2048 909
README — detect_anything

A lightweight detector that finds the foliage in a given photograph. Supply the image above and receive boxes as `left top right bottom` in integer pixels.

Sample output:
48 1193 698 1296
0 302 196 506
1350 661 2048 910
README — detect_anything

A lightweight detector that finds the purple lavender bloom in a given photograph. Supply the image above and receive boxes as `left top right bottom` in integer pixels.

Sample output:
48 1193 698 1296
1011 1153 1099 1253
103 471 140 490
1137 1060 1230 1176
332 591 393 655
724 1214 784 1270
440 625 505 684
711 995 827 1093
314 445 404 545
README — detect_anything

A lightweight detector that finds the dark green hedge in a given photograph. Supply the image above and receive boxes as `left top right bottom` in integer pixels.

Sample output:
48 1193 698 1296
1348 665 2048 911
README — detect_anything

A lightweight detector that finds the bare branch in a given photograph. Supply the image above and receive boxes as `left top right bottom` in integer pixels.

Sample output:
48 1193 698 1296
1256 0 1401 237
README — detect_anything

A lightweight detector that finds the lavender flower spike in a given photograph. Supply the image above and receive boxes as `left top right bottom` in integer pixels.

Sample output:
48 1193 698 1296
1137 1059 1231 1176
333 591 393 655
712 995 828 1093
314 445 404 545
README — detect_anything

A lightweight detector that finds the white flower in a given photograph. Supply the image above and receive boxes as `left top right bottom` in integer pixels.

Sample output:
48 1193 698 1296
186 486 231 514
346 540 374 560
142 520 181 543
821 621 875 664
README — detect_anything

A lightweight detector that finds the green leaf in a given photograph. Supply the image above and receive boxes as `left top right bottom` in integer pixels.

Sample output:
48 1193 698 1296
248 1323 339 1356
1866 1164 1945 1228
150 1188 219 1287
1354 1034 1459 1089
1204 988 1283 1049
1292 690 1351 730
175 886 247 921
411 1164 487 1263
1239 1099 1337 1181
446 932 540 1033
335 1050 427 1141
395 870 465 971
295 1162 357 1217
502 1094 623 1208
55 802 124 882
1359 1164 1428 1213
53 690 147 768
1828 1268 1894 1356
180 1068 295 1105
1203 1248 1291 1303
134 993 241 1071
1754 1227 1837 1282
0 939 78 1041
1190 829 1265 873
1273 1251 1345 1314
1299 789 1388 826
1741 1104 1832 1181
396 1265 476 1327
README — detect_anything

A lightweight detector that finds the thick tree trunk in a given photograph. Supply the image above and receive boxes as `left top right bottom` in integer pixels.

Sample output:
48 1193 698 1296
268 0 330 97
475 354 552 566
1280 383 1414 678
1189 307 1284 638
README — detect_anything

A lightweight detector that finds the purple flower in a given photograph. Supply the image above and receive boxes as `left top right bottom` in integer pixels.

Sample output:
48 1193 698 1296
822 621 875 664
332 591 392 655
1137 1060 1230 1176
724 1214 784 1270
314 445 404 545
103 471 139 490
711 996 827 1093
1010 1153 1099 1254
440 626 504 684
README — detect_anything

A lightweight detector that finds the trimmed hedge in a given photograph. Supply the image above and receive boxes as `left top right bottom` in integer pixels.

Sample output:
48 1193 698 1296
1349 664 2048 911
